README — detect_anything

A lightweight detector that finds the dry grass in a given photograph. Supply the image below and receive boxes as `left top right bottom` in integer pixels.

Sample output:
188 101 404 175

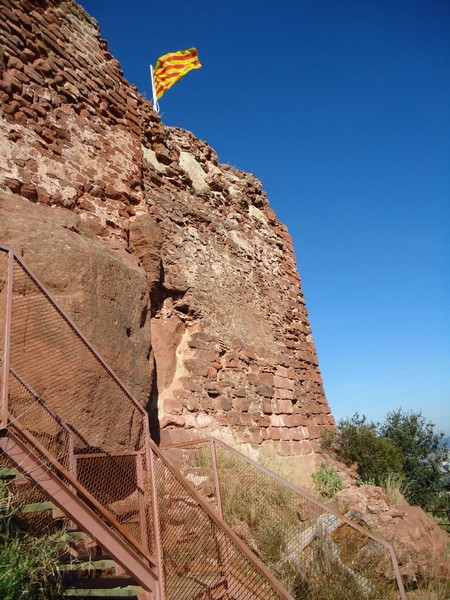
259 447 316 491
381 472 407 505
215 446 399 599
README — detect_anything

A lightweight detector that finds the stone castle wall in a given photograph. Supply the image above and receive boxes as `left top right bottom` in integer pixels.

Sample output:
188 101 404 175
0 0 335 457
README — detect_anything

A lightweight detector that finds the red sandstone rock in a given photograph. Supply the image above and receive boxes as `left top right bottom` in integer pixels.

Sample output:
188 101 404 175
335 485 450 583
0 0 335 458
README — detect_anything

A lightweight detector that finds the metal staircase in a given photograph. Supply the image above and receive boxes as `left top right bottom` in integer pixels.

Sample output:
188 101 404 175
0 246 292 600
0 245 408 599
0 463 148 598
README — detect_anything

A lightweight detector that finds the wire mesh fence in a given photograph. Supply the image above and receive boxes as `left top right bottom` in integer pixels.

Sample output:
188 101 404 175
162 439 406 600
150 445 290 600
0 247 296 599
0 248 154 557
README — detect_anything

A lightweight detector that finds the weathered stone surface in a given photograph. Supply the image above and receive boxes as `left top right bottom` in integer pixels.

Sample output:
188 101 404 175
0 0 335 456
0 192 153 406
335 485 450 583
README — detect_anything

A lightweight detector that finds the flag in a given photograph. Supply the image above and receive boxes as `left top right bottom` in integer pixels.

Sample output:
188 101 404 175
152 48 201 100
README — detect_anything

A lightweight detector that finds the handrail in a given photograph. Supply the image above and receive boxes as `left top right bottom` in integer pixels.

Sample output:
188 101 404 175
151 438 293 599
162 436 408 600
8 418 157 569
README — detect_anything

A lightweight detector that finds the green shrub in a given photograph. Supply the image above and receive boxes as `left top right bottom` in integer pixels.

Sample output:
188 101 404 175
337 414 403 485
0 480 66 599
312 463 344 498
380 409 448 509
325 410 448 511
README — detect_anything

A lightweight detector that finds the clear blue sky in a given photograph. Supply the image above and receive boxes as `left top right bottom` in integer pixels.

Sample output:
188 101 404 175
79 0 450 434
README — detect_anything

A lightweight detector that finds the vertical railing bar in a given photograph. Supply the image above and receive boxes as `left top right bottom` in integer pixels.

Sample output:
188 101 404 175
210 438 223 519
389 544 408 600
147 440 165 600
1 250 13 429
67 433 77 528
136 451 149 550
68 432 75 477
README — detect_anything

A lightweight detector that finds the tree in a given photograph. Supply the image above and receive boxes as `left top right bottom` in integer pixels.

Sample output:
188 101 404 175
379 409 447 509
335 413 403 485
325 409 448 510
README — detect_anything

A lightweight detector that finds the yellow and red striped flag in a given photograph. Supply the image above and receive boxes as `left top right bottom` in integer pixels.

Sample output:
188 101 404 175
152 48 202 100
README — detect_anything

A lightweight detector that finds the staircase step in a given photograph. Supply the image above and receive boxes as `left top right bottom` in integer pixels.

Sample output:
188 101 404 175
0 466 28 484
62 531 93 543
0 466 20 479
62 577 143 597
62 590 143 598
59 558 118 572
22 500 56 513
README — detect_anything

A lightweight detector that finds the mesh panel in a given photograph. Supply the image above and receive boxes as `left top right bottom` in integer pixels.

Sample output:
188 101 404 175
164 441 401 600
0 250 9 411
152 448 283 600
163 441 220 513
3 252 153 556
8 372 76 472
76 452 153 548
9 260 144 453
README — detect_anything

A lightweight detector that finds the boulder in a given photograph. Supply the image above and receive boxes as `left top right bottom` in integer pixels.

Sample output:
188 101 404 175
335 485 450 583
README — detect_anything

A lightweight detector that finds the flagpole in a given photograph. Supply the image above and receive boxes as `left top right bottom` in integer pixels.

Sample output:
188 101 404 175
150 65 160 114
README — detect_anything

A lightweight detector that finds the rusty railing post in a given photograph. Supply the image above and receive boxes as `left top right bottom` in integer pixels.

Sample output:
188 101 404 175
210 438 223 519
146 439 165 600
136 450 149 550
1 250 13 429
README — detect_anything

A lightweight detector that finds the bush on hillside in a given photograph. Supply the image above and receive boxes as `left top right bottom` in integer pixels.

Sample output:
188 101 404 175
337 413 403 485
380 409 448 509
324 409 448 510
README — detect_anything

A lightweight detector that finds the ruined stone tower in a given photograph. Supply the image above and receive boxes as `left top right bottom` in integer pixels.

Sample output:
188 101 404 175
0 0 335 460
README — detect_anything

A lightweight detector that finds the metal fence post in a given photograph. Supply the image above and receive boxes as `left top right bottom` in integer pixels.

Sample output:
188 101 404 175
146 439 165 600
210 438 223 519
136 450 149 550
1 250 13 429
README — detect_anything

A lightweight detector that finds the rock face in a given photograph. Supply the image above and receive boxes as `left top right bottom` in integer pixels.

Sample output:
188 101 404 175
335 485 450 583
0 192 154 406
0 0 335 456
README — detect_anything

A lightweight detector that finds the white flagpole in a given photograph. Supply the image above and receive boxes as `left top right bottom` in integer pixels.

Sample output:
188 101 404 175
150 65 160 113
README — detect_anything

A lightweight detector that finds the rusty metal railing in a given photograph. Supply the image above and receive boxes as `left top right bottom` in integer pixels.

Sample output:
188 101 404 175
162 438 408 600
0 246 295 599
0 245 159 596
0 246 155 552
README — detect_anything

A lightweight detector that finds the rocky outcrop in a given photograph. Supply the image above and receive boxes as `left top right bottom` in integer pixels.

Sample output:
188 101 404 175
0 192 154 405
0 0 334 456
335 485 450 583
